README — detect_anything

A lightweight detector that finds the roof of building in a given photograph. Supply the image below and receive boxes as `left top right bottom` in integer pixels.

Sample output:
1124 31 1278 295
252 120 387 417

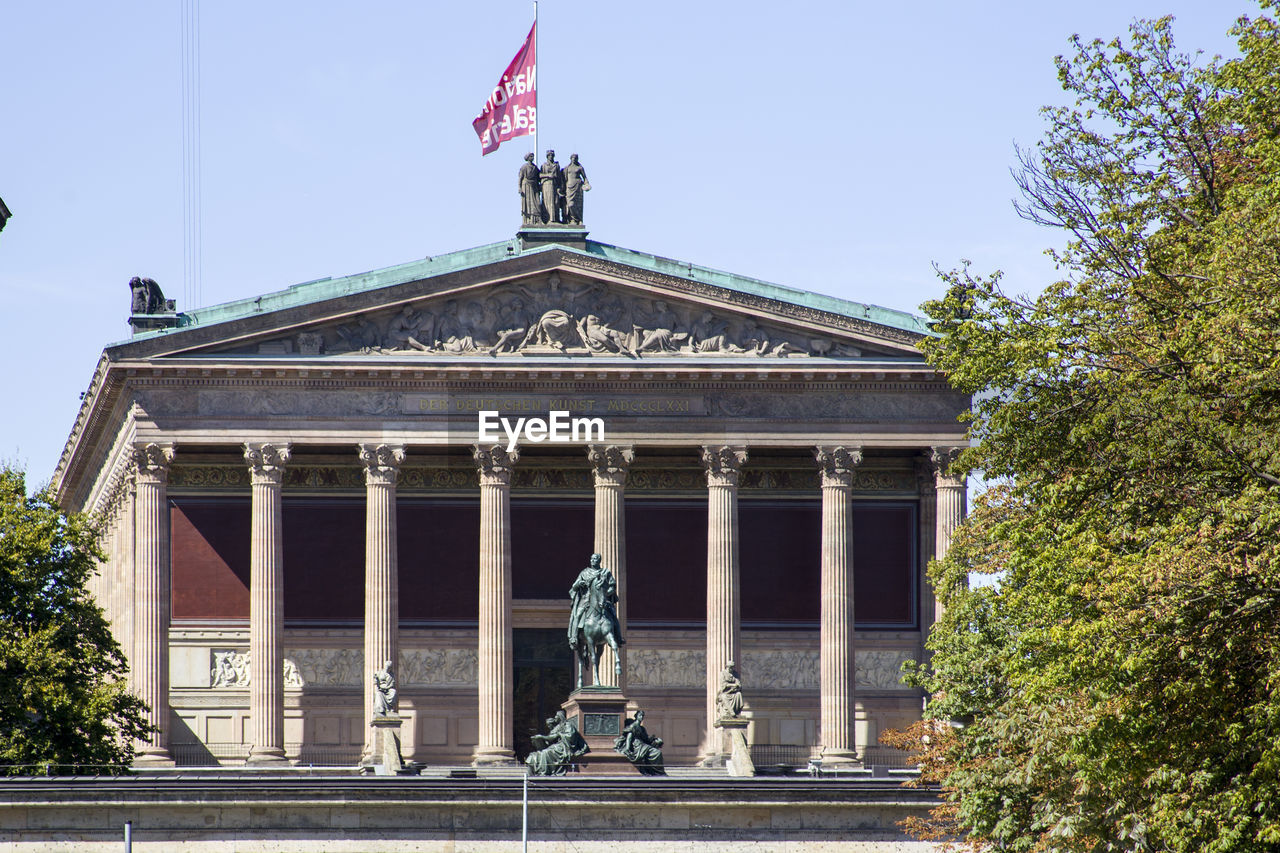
117 238 931 347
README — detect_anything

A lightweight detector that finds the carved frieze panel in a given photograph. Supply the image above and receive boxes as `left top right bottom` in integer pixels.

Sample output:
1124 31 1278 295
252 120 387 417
210 650 304 689
627 649 706 688
855 650 917 691
398 649 478 686
213 275 891 361
626 648 917 691
207 648 477 689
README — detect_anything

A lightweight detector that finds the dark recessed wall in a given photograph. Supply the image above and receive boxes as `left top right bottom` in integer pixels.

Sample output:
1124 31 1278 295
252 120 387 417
170 494 916 628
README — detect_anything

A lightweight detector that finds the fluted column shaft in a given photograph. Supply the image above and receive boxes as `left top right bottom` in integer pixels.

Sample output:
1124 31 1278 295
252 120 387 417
245 443 291 765
132 443 175 765
931 447 967 564
700 446 747 757
817 445 862 763
360 444 405 759
473 445 519 766
589 445 633 690
121 483 137 689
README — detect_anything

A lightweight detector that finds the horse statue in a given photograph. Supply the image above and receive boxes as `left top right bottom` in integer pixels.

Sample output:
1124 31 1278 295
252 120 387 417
568 553 625 689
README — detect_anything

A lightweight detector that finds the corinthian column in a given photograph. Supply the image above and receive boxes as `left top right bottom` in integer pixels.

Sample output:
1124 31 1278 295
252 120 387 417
816 445 863 765
588 444 634 690
245 442 291 766
930 447 967 564
699 445 747 761
472 444 519 766
132 442 175 766
359 443 405 762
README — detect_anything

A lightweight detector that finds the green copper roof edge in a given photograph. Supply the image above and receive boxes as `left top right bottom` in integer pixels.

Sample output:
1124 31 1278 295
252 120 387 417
574 241 930 336
110 236 930 348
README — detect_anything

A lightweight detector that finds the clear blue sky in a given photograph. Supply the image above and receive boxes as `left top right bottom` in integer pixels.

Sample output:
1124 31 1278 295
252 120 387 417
0 1 1249 487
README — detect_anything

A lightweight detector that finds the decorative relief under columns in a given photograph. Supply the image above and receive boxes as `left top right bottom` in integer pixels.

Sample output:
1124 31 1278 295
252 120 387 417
472 445 519 766
588 444 634 689
699 445 747 762
626 648 915 691
358 443 405 763
244 442 291 766
207 648 479 689
132 442 175 766
815 444 863 764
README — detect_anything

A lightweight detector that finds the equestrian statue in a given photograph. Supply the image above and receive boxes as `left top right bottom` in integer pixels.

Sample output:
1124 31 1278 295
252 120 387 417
567 553 625 689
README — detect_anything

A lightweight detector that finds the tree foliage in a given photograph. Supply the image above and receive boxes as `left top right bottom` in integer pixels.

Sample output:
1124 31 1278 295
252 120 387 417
0 466 150 773
903 6 1280 850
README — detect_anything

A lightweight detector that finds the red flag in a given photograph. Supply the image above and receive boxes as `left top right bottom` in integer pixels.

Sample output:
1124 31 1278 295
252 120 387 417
473 22 537 156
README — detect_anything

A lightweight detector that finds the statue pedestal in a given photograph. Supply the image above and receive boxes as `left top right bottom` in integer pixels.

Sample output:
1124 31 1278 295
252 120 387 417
699 717 756 776
561 688 640 776
367 715 419 776
518 226 589 250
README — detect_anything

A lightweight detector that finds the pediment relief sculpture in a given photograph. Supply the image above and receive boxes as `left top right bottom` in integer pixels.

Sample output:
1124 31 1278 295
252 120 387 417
242 275 873 360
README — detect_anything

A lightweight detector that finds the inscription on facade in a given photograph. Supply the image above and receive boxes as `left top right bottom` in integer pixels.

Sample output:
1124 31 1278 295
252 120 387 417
405 394 706 416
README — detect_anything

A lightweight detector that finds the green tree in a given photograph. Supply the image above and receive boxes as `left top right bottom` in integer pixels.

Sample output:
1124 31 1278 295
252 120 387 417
0 466 150 774
903 6 1280 851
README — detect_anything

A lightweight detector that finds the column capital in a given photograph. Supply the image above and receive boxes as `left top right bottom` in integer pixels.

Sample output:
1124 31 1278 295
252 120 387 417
588 444 634 487
814 445 863 488
473 445 519 486
358 443 406 486
244 442 292 485
132 442 176 485
700 445 748 487
929 446 967 489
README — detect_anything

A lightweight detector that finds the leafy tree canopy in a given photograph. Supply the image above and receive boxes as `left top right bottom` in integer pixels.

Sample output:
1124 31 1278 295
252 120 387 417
903 5 1280 850
0 466 150 774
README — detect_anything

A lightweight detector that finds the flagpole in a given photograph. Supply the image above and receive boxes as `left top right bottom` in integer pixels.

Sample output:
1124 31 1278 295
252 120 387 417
533 0 538 160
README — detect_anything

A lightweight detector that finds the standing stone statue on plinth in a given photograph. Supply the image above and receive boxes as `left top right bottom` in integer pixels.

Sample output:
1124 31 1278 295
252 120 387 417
539 149 564 225
518 153 542 226
364 661 419 775
563 154 589 225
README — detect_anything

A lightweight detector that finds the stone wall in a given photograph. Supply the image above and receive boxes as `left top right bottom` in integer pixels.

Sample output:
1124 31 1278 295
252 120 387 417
0 776 942 852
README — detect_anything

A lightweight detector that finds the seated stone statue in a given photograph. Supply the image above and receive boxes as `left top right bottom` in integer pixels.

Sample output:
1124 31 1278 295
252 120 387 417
372 660 398 717
716 661 745 719
614 709 665 775
525 710 589 776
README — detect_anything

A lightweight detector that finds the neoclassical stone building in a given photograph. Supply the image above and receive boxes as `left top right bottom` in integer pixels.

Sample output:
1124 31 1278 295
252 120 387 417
55 230 968 768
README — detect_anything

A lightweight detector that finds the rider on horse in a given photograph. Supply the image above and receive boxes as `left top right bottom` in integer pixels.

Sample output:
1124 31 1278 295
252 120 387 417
568 553 624 650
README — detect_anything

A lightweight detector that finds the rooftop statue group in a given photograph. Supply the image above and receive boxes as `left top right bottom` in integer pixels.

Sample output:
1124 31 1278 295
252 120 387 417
520 149 589 227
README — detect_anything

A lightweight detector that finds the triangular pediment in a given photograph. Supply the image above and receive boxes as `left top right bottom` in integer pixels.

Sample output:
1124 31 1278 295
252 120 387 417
113 243 929 362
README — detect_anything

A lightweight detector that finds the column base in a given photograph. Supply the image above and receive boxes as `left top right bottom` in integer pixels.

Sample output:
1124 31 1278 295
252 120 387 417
245 746 290 767
814 747 862 767
132 747 175 768
471 747 518 767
